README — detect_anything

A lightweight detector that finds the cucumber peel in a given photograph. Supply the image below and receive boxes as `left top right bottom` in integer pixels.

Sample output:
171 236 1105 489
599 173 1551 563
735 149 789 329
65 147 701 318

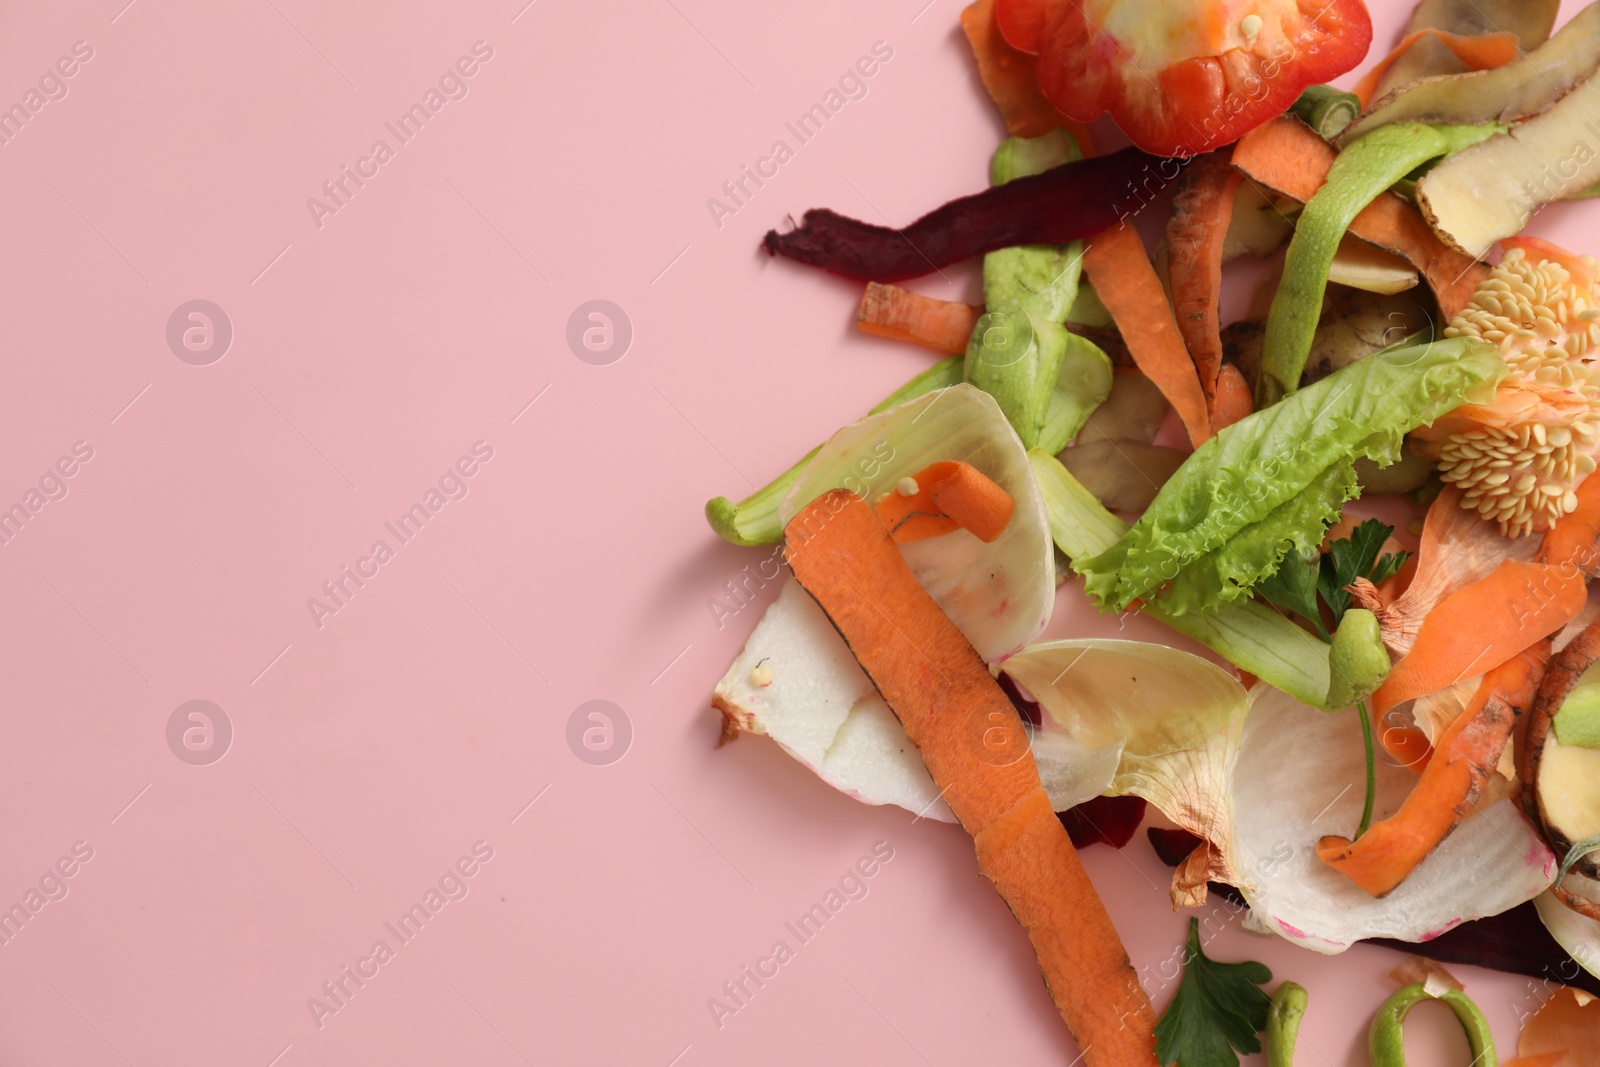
1369 984 1496 1067
1255 122 1502 408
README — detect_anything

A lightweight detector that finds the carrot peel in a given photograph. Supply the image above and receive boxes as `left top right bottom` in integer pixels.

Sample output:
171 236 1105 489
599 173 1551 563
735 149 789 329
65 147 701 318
1165 149 1242 406
872 460 1015 544
1082 223 1211 445
1369 559 1585 718
1318 640 1550 897
856 283 982 355
786 490 1157 1066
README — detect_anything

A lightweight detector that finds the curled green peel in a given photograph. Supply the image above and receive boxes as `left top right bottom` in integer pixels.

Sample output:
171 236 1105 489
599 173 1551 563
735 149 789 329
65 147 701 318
1266 982 1308 1067
1256 122 1503 408
1290 85 1360 140
1369 984 1496 1067
704 356 963 546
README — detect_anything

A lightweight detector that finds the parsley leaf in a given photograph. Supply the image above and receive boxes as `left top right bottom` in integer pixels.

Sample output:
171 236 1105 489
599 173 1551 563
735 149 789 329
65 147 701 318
1155 919 1274 1067
1257 548 1327 640
1259 519 1413 637
1319 519 1410 627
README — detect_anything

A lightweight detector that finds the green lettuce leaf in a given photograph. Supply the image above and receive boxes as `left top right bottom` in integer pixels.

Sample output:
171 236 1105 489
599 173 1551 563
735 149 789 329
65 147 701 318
1080 337 1504 615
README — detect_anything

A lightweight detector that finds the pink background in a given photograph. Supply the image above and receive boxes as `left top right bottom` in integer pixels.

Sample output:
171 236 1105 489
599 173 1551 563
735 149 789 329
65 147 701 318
0 0 1593 1064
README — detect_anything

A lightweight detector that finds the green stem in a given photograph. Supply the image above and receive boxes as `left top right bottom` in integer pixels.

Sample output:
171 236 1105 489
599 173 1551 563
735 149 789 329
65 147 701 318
1356 698 1376 839
1290 85 1360 140
1266 982 1309 1067
704 355 963 546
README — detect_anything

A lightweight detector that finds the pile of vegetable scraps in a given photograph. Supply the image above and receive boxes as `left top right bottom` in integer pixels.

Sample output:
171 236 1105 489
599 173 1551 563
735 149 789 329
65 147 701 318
703 0 1600 1062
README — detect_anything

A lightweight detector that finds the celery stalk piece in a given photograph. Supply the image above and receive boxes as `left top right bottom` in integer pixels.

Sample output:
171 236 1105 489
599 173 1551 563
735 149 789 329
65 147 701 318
1255 122 1499 408
970 130 1107 449
1028 450 1331 705
704 356 963 546
982 130 1086 323
1037 333 1114 455
989 129 1081 185
965 308 1070 450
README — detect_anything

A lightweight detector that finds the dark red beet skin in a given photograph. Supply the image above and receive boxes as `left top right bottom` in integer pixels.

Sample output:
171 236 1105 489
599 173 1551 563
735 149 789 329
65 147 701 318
762 147 1183 282
1061 795 1147 850
1146 828 1600 996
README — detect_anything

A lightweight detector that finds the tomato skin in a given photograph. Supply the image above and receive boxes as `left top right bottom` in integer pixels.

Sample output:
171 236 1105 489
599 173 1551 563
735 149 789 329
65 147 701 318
1019 0 1372 157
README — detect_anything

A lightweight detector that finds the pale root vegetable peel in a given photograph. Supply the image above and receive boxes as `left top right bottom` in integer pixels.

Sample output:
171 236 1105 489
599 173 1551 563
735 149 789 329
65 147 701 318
1352 29 1520 105
784 490 1158 1067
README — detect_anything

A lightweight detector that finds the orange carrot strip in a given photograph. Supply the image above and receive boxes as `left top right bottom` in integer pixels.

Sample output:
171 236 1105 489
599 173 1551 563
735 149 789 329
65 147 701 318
1369 558 1585 718
960 0 1095 149
929 462 1015 541
786 491 1157 1066
1083 223 1212 445
1504 235 1597 293
872 460 1015 543
1317 640 1550 896
1232 116 1488 319
1209 364 1254 432
1379 725 1434 770
1353 29 1521 105
857 282 982 355
1166 150 1243 405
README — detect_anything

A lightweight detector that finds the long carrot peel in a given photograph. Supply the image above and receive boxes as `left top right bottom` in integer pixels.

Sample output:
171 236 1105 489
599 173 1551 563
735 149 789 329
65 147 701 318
1166 150 1243 407
1083 223 1212 445
786 490 1158 1066
1231 116 1487 319
959 0 1094 149
872 460 1015 544
1318 640 1551 896
1368 559 1585 719
857 283 983 356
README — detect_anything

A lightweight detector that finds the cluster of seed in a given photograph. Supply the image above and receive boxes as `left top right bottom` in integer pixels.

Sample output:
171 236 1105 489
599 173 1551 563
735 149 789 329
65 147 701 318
1435 249 1600 537
1447 249 1600 359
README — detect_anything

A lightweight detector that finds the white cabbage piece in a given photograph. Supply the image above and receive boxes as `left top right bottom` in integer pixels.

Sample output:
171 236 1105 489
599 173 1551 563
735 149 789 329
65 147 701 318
1228 687 1554 952
780 384 1054 662
712 588 1126 822
713 580 954 821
